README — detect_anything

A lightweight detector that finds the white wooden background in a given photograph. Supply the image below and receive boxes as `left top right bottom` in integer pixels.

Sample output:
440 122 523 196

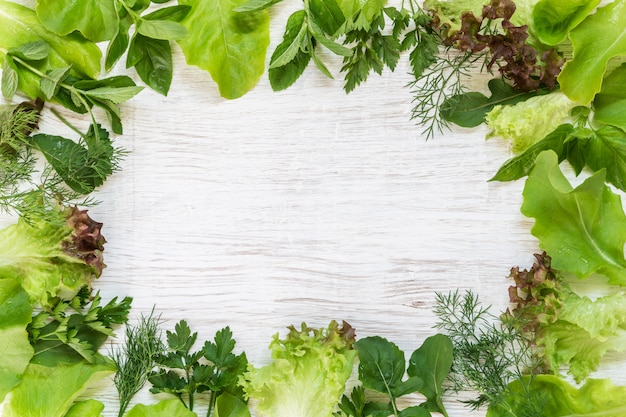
2 2 626 416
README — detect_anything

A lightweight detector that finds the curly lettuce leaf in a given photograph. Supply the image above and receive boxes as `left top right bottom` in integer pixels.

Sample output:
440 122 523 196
2 358 115 417
521 150 626 285
558 0 626 104
0 279 34 402
177 0 270 99
35 0 119 42
533 0 601 46
0 0 101 98
487 375 626 417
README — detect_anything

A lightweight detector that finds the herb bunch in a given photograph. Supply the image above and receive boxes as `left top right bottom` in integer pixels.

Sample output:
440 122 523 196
433 290 545 415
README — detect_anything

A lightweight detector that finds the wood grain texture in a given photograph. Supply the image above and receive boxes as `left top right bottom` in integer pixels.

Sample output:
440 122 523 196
2 2 626 415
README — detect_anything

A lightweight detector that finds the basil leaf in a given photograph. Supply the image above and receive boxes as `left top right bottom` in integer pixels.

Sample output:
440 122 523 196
137 19 188 41
105 28 130 72
308 0 346 36
143 5 191 21
127 34 173 96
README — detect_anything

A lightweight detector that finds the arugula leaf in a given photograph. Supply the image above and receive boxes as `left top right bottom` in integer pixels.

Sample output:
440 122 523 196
558 0 626 104
594 63 626 132
521 150 626 285
407 334 453 416
34 0 119 42
532 0 601 46
440 79 549 128
178 0 270 99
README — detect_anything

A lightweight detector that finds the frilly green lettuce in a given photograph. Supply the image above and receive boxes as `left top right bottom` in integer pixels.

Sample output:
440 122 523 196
0 205 106 308
485 91 579 153
240 320 356 417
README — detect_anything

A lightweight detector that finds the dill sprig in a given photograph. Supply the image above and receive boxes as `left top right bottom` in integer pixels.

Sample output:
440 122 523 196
433 290 547 416
111 310 165 417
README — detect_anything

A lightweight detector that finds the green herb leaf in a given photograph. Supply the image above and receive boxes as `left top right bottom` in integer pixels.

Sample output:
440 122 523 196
214 392 251 417
1 56 19 99
268 11 311 90
558 0 626 104
127 34 173 95
8 40 51 61
233 0 284 13
441 79 547 128
40 66 71 99
521 150 626 284
137 19 188 41
308 0 346 36
177 0 270 99
105 28 130 72
143 5 192 22
407 334 452 417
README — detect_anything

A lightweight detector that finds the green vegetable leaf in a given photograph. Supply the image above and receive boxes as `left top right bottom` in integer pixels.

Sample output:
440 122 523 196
268 11 311 90
521 150 626 284
308 0 346 36
407 334 453 416
0 1 102 98
123 399 197 417
584 125 626 192
34 0 119 42
0 279 34 402
214 392 251 417
355 336 423 399
9 40 51 61
127 34 173 95
594 63 626 132
178 0 270 99
143 5 192 22
233 0 284 12
533 0 601 46
64 399 105 417
440 79 548 128
40 66 71 99
136 19 188 41
558 0 626 104
1 56 19 98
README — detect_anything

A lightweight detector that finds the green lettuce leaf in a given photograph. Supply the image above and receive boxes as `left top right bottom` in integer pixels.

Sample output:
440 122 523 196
2 358 115 417
558 0 626 104
177 0 270 99
594 63 626 132
521 150 626 285
533 0 601 46
487 375 626 417
0 0 102 98
64 400 105 417
0 279 34 402
35 0 119 42
125 399 198 417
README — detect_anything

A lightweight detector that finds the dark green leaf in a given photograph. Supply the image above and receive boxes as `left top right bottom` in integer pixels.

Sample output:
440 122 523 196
440 79 549 127
127 34 173 95
105 29 130 72
355 336 410 399
269 50 311 91
490 124 575 182
308 0 346 36
407 334 452 416
203 327 236 366
268 11 308 69
167 320 197 354
399 405 432 417
409 32 438 78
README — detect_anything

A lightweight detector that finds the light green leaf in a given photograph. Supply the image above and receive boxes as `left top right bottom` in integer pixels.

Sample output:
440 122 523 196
521 150 626 285
558 0 626 104
533 0 601 45
64 400 105 417
0 0 102 98
177 0 270 99
9 40 50 60
137 19 188 40
1 56 19 98
584 125 626 192
40 66 71 99
233 0 283 12
2 358 115 417
269 11 308 69
214 392 251 417
84 85 144 104
0 279 34 403
125 399 198 417
35 0 119 42
594 63 626 132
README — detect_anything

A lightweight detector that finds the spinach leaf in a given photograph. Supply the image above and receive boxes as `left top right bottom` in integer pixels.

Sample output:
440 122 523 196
440 79 548 128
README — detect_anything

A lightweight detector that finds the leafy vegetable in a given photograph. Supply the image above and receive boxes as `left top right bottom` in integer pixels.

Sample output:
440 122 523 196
521 150 626 285
440 78 549 128
485 91 578 153
177 0 270 99
1 357 115 417
0 205 107 307
240 320 356 417
487 375 626 417
337 334 452 417
594 63 626 132
558 0 626 104
64 399 106 417
532 0 601 46
0 279 33 402
507 252 626 382
112 310 165 417
149 321 248 416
